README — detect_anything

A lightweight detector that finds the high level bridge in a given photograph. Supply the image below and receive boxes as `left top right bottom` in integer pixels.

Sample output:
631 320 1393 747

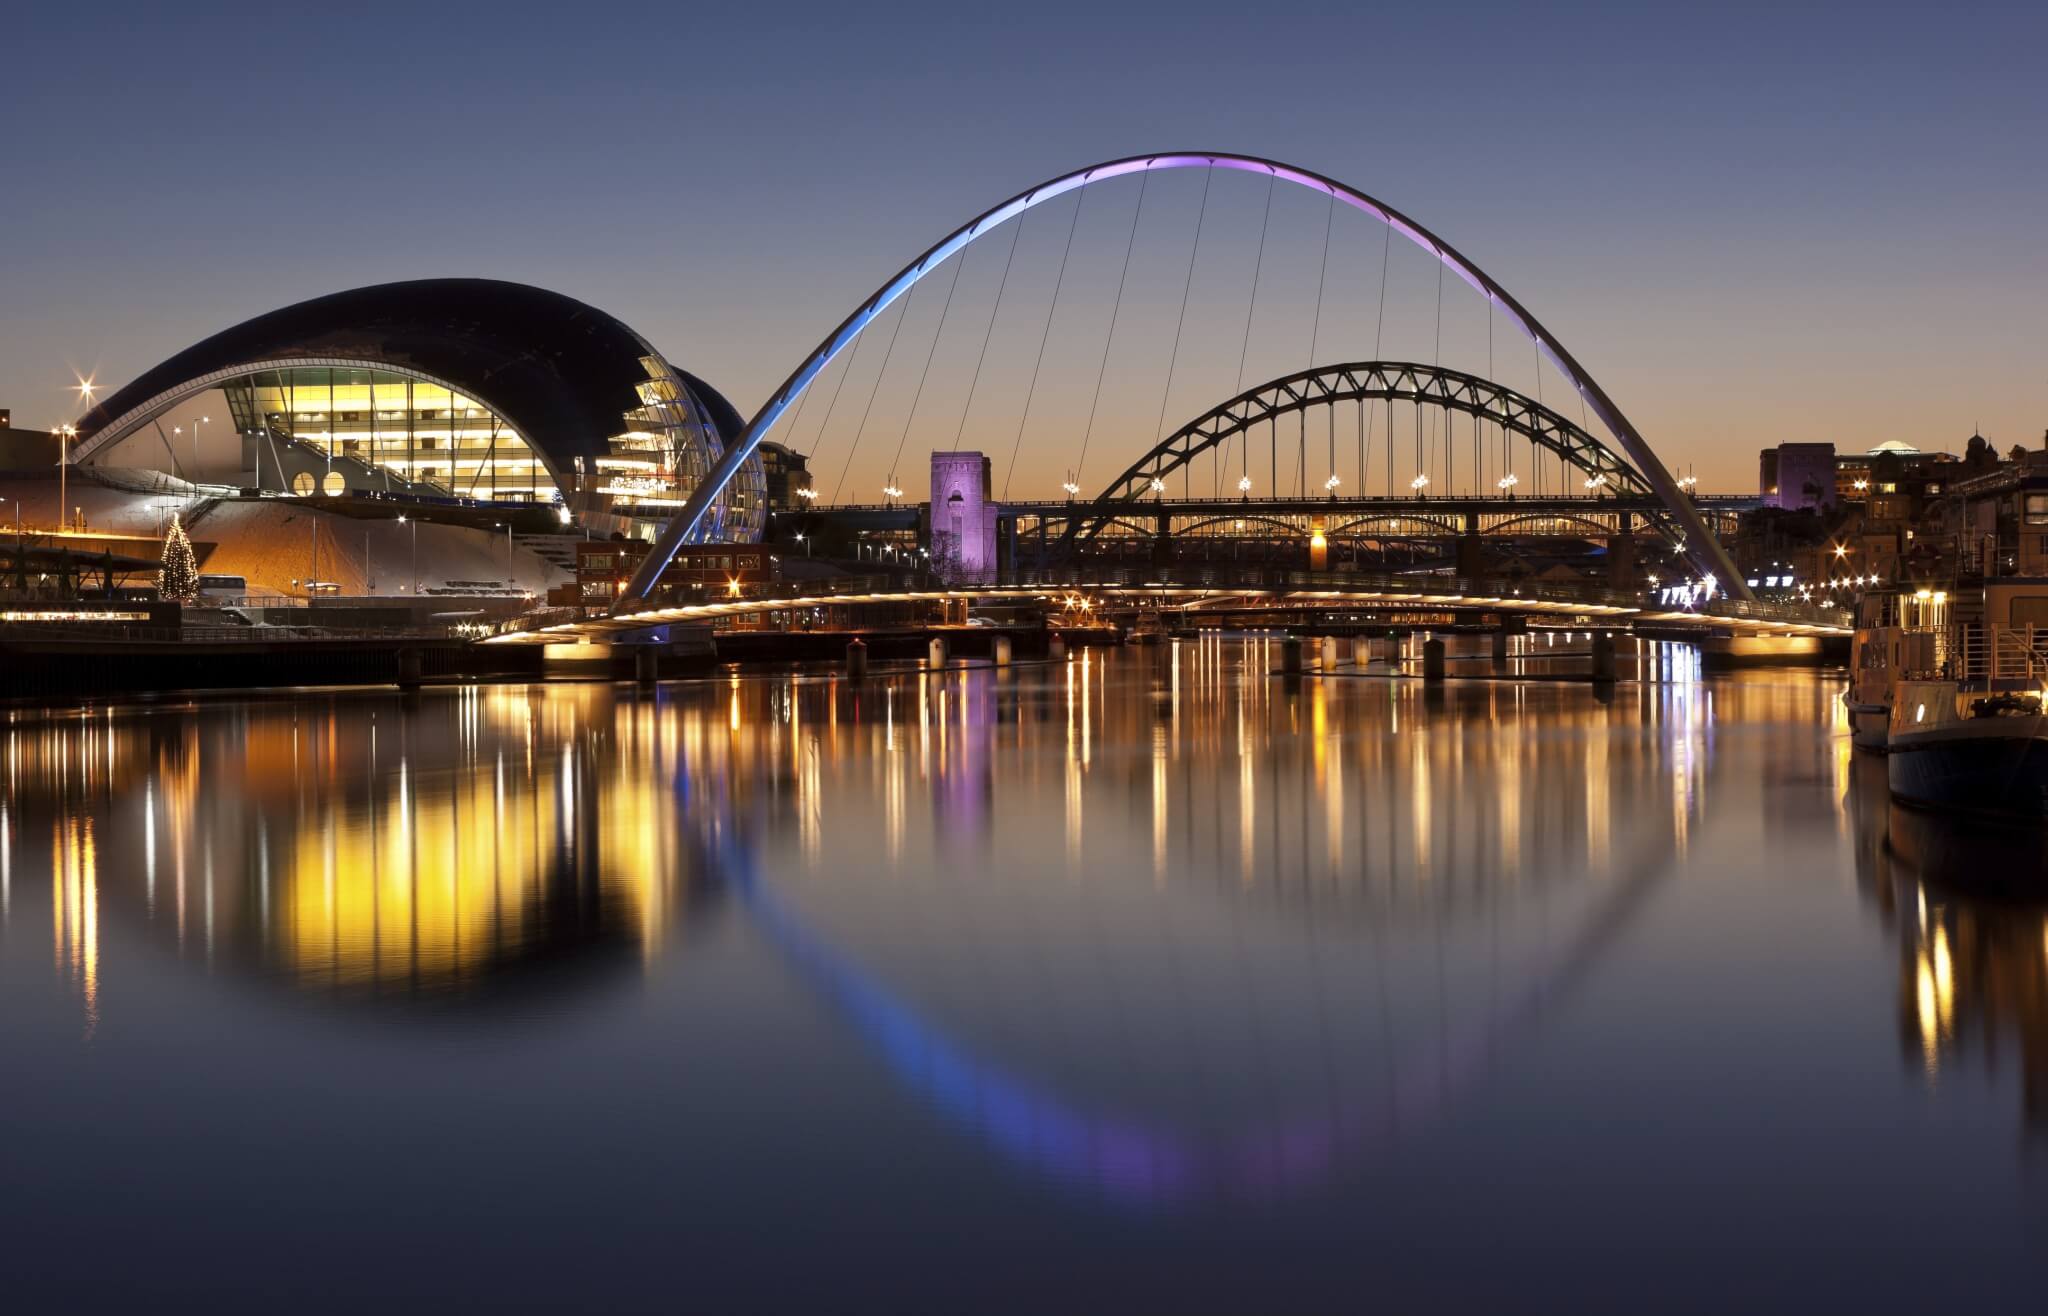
789 492 1760 567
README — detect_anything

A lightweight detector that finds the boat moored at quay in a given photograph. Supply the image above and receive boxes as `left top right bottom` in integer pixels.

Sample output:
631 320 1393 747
1851 578 2048 818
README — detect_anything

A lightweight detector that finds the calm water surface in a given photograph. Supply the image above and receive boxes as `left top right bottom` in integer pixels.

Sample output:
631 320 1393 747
4 642 2044 1310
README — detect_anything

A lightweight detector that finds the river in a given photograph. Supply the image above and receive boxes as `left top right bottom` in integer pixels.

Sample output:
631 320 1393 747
3 641 2043 1310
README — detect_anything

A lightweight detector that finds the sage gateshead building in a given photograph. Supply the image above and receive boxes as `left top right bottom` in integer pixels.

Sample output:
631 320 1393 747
68 279 766 542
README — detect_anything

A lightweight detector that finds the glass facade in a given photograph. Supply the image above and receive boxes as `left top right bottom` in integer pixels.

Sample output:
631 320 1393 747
225 367 550 501
219 359 765 542
592 359 766 543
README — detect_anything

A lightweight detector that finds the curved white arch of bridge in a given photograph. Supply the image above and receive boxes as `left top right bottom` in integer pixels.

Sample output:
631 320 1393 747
621 153 1746 607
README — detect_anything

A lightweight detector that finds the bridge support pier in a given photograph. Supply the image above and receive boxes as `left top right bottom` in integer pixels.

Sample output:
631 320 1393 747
634 646 659 687
846 638 868 679
1491 628 1509 668
1591 631 1617 683
1607 526 1639 589
1048 633 1066 661
928 636 948 670
1353 636 1372 667
396 648 422 690
1322 635 1340 669
1422 636 1445 683
994 635 1012 667
1280 635 1304 673
1456 510 1485 579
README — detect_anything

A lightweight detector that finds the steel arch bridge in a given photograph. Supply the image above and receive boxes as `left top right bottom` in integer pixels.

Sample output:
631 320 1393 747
1072 359 1668 546
620 151 1749 609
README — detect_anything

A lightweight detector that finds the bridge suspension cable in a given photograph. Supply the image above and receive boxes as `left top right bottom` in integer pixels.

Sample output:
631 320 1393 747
1072 171 1151 492
1003 189 1085 501
885 234 968 498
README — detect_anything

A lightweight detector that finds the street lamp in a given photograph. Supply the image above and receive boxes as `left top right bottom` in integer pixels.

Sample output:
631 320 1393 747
1324 473 1341 494
57 423 78 532
172 418 208 479
795 532 810 558
1237 474 1252 496
1149 477 1166 498
797 486 818 503
65 378 94 532
398 514 418 594
1497 473 1519 494
1410 474 1430 493
1584 473 1608 493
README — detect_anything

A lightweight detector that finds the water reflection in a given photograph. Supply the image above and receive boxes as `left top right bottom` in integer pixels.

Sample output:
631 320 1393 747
1849 756 2048 1126
0 649 1927 1210
3 688 735 1010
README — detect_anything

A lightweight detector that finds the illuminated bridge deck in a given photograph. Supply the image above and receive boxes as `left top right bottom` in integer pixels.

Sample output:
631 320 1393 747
484 569 1849 646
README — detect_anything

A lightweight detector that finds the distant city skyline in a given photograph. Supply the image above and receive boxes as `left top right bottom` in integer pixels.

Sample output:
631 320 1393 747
4 0 2043 496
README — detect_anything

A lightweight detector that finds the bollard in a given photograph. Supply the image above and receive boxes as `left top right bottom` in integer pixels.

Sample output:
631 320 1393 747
1491 628 1509 668
396 647 422 690
846 637 869 679
1591 631 1617 683
993 635 1013 667
928 636 948 670
1048 633 1066 661
1321 635 1340 670
1280 635 1304 673
1422 636 1446 684
634 646 659 687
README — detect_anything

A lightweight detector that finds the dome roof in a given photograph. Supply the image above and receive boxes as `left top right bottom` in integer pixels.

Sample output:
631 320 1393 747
1866 440 1920 455
74 279 740 476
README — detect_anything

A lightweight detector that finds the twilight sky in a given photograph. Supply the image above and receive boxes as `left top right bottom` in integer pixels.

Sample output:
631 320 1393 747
2 0 2043 495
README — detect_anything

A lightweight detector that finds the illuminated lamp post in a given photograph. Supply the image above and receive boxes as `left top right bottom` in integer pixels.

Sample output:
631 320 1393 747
398 514 418 594
62 377 92 533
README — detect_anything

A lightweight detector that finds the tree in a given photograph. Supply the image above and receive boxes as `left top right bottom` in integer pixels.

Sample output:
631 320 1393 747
158 513 199 603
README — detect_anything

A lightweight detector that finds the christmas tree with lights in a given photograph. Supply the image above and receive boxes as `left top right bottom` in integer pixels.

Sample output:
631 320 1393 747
158 513 199 603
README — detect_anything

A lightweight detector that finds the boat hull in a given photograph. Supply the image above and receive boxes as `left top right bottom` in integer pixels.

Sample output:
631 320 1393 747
1845 698 1889 750
1888 722 2048 819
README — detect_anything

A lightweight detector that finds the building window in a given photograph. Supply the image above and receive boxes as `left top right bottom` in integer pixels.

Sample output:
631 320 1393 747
1878 482 1898 494
2026 494 2048 526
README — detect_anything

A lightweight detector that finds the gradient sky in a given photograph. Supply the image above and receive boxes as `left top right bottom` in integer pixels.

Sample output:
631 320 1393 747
3 0 2043 494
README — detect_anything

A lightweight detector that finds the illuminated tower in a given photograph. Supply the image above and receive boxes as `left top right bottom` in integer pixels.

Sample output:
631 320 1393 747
929 450 998 584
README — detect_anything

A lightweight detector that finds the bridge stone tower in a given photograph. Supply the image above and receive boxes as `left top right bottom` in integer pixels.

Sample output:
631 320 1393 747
929 451 999 585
